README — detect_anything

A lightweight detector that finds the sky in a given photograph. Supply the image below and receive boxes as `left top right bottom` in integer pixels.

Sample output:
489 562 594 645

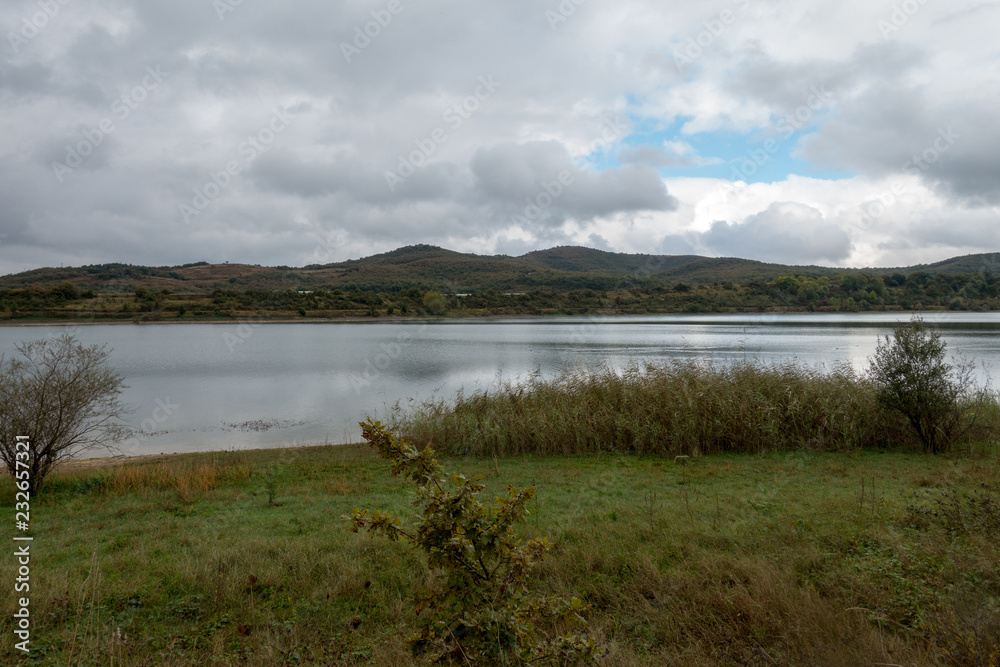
1 0 999 275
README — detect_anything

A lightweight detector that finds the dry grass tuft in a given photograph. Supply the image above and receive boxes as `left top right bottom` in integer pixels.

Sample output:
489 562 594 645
104 455 253 499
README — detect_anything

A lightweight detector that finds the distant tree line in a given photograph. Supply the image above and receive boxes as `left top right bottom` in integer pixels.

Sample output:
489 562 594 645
1 270 998 320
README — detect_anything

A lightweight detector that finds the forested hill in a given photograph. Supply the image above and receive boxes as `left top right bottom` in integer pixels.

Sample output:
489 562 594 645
3 244 998 294
1 245 999 322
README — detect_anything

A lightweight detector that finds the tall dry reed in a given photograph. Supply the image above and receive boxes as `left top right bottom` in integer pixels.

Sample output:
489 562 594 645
397 360 919 456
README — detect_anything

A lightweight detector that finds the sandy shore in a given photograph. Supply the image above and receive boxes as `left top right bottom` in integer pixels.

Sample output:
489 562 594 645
57 452 174 471
0 316 423 327
55 441 353 472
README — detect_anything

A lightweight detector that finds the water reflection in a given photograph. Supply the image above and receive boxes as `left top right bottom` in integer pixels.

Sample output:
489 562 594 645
0 313 996 455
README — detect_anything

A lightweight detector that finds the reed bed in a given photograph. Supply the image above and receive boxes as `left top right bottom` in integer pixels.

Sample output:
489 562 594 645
398 360 991 456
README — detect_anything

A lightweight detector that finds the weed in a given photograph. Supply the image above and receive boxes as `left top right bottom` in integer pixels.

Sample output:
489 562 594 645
348 419 598 665
856 473 885 524
264 466 281 506
924 597 1000 666
906 483 1000 535
642 488 660 533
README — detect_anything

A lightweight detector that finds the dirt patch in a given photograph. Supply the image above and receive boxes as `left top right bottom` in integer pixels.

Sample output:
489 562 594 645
56 453 174 472
53 441 355 473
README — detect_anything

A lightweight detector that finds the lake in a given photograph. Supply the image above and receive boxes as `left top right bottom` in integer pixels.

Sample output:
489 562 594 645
1 313 998 456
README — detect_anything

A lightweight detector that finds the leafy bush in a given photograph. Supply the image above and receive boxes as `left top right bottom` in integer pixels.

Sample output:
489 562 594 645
422 290 447 315
867 317 983 453
923 598 1000 666
348 419 597 665
906 484 1000 536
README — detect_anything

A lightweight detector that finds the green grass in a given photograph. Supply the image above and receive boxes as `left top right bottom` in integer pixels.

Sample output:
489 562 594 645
2 444 999 665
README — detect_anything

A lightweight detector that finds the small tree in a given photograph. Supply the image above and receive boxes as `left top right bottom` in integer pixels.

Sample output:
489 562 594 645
867 317 977 453
0 334 131 493
422 290 447 316
348 419 596 665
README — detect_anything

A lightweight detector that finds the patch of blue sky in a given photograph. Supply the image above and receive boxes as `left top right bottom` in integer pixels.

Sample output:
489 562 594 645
579 113 857 183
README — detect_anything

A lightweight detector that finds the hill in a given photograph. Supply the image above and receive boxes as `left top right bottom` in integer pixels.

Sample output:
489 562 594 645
516 245 841 283
888 252 1000 276
4 246 997 295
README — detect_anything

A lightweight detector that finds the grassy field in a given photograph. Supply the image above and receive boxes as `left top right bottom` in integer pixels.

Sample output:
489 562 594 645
2 442 999 665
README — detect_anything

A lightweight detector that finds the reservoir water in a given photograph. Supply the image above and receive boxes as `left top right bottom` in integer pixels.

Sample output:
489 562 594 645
1 313 998 456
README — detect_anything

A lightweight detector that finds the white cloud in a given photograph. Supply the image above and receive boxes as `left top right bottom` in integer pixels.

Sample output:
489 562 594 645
0 0 996 273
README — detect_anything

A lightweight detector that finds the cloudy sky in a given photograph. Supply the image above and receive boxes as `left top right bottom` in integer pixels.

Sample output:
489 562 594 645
2 0 998 274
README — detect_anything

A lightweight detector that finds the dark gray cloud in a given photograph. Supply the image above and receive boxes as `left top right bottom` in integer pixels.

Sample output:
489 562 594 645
883 207 1000 250
725 41 927 117
696 203 852 264
657 234 697 256
471 141 677 222
800 89 1000 205
586 233 613 251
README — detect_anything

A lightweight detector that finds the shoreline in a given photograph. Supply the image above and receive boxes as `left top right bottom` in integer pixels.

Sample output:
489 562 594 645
0 316 424 327
0 307 962 327
55 440 357 472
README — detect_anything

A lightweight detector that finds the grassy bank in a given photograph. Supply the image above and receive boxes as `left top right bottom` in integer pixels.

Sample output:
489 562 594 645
398 360 1000 457
2 443 999 665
